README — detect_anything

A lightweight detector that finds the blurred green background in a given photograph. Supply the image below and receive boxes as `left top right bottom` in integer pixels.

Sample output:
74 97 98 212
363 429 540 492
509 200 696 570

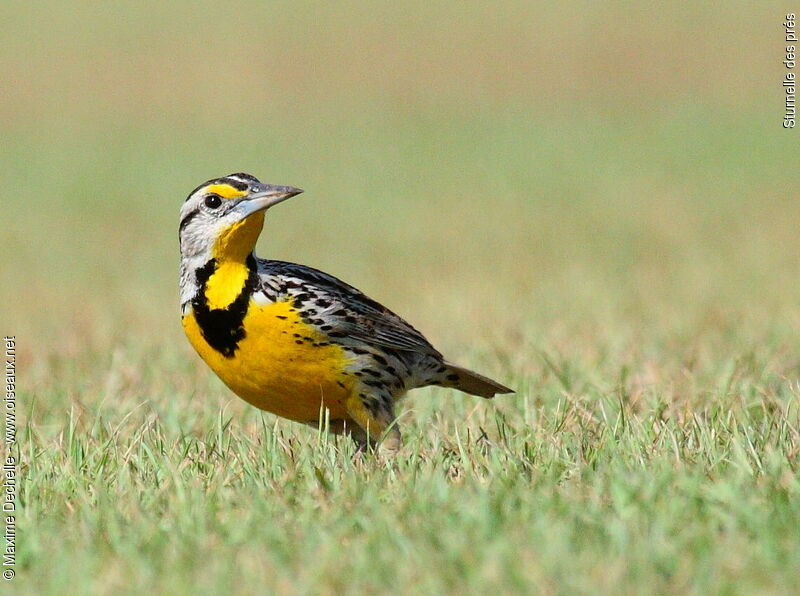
4 2 796 376
4 2 800 593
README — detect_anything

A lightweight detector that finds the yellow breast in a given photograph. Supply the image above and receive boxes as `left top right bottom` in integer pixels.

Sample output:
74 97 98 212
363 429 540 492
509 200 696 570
183 299 354 422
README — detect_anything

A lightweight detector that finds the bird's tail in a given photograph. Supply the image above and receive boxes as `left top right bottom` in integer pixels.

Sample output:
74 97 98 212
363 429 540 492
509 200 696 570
440 361 514 398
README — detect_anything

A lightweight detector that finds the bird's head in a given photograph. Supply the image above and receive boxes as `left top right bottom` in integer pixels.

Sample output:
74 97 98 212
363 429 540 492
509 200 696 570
179 173 302 262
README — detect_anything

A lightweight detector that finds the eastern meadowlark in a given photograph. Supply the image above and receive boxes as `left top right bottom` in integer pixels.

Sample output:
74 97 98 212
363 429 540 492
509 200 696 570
179 173 512 452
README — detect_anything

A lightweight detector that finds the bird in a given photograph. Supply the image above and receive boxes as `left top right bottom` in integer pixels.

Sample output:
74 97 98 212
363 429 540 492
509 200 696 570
179 172 512 452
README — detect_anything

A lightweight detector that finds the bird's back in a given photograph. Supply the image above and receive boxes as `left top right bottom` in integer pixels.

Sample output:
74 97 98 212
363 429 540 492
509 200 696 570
255 259 512 397
256 258 442 363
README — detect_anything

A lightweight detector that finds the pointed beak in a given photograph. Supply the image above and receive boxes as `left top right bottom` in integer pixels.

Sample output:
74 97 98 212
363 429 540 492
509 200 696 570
235 184 303 218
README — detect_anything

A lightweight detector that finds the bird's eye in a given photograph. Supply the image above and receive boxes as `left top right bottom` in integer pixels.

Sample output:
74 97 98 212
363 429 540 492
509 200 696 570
204 194 222 209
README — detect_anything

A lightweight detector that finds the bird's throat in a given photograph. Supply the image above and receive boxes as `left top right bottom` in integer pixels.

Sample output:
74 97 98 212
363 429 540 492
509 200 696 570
203 213 264 309
213 212 265 264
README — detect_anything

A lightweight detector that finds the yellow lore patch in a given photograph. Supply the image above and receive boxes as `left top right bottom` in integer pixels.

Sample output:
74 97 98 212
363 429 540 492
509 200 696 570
182 299 355 422
204 183 248 199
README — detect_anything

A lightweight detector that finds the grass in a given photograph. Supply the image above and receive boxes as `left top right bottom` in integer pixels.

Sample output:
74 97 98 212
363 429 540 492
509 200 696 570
16 362 800 594
4 2 800 594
